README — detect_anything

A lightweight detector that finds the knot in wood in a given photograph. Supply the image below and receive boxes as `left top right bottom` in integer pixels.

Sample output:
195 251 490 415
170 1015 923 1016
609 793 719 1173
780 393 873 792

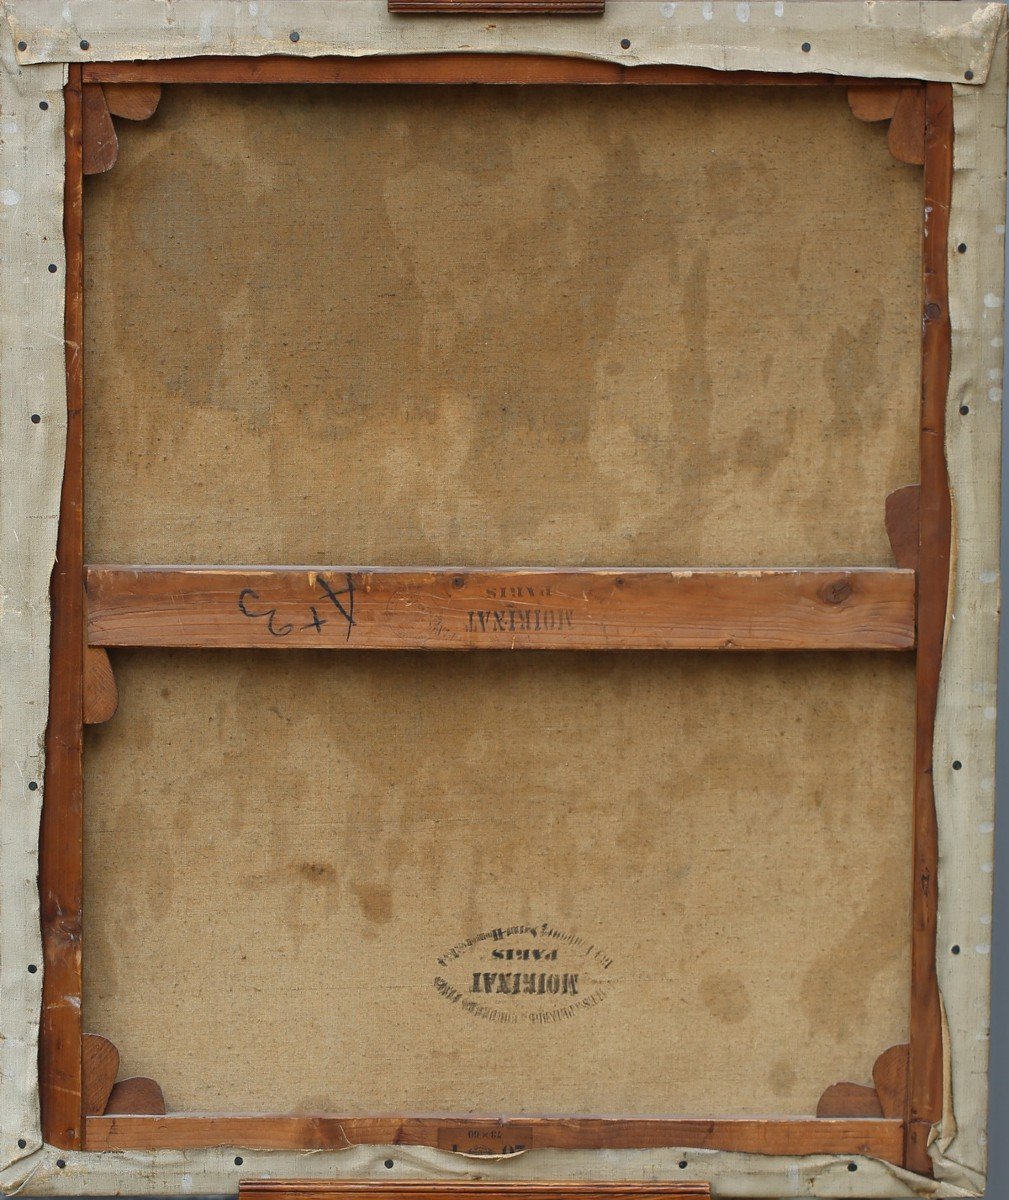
820 578 853 606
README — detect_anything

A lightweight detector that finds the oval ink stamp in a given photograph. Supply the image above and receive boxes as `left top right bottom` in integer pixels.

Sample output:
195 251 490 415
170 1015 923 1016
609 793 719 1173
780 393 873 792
434 922 614 1024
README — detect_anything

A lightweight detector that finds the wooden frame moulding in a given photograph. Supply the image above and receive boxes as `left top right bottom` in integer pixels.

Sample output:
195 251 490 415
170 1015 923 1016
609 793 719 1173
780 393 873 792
238 1186 711 1200
237 1184 713 1200
39 54 951 1175
237 1185 713 1200
387 0 609 14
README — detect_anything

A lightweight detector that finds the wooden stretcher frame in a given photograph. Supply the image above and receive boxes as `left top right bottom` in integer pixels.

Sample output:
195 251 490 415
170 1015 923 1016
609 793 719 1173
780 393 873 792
0 3 1002 1197
43 51 947 1172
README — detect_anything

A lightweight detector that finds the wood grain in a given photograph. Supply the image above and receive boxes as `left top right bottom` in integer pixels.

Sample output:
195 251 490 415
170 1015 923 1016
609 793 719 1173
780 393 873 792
84 1115 904 1162
83 644 118 724
390 0 604 10
885 485 921 570
102 81 162 120
814 1043 909 1120
242 1187 709 1200
81 56 905 88
81 1034 119 1116
815 1082 884 1119
40 62 85 1152
81 81 117 175
85 566 916 652
846 85 902 123
872 1043 910 1121
888 86 926 167
906 82 954 1178
105 1077 166 1116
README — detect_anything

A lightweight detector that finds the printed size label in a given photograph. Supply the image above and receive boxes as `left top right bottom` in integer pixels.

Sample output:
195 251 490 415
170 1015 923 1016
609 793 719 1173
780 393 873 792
437 1124 534 1156
433 922 614 1024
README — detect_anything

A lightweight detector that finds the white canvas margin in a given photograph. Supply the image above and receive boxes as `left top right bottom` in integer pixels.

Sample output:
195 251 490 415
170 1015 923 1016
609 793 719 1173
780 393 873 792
0 3 1004 1196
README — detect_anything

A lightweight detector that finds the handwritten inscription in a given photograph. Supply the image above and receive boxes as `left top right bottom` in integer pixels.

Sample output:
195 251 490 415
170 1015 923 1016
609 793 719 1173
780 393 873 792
237 573 355 640
437 1124 534 1156
467 608 575 634
231 575 582 642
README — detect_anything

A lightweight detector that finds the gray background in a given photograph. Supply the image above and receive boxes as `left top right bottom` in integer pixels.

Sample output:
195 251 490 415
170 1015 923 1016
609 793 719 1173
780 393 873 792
983 85 1007 1195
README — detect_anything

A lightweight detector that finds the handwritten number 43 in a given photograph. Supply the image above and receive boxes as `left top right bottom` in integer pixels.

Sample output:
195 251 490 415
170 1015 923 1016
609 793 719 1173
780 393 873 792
237 574 355 640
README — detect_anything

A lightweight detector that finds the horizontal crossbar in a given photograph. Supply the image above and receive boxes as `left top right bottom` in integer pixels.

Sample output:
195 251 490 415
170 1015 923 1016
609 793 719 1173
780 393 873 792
85 565 916 652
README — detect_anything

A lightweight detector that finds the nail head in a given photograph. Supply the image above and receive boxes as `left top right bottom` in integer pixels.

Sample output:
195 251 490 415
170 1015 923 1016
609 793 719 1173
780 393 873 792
620 38 631 48
801 41 811 53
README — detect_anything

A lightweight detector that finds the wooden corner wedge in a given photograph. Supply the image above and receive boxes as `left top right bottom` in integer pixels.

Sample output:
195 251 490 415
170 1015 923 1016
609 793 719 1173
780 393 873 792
885 484 921 570
872 1043 911 1120
815 1081 883 1118
82 82 118 175
83 644 118 725
105 1077 167 1116
102 82 162 121
887 86 927 166
815 1043 910 1121
847 85 925 166
847 85 902 123
82 1032 167 1116
82 1033 120 1116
